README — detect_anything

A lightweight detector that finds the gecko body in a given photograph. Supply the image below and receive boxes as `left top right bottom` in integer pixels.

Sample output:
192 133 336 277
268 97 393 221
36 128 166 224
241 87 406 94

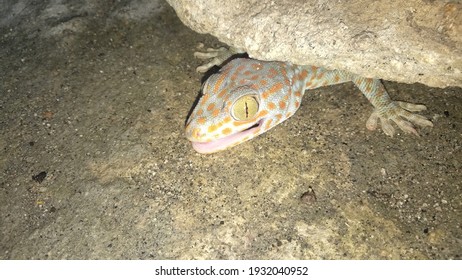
185 51 432 154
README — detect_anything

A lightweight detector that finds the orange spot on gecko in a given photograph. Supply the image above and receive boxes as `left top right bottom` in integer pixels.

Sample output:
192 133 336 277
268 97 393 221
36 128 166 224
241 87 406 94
250 75 259 80
223 116 232 123
295 101 300 108
334 75 340 82
299 70 308 80
317 72 325 79
279 101 287 109
212 109 220 117
257 110 268 118
268 102 276 110
197 117 207 125
218 89 227 98
208 124 218 133
295 91 302 97
196 108 204 116
267 68 278 79
207 103 215 111
261 82 283 99
236 64 246 72
222 127 232 135
265 119 273 130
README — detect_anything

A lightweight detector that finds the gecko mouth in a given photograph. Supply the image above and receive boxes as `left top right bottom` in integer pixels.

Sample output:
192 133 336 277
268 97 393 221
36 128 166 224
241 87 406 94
191 119 264 154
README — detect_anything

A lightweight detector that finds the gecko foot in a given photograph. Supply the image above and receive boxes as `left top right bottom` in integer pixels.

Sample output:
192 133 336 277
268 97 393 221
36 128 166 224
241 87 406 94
194 46 242 73
366 101 433 136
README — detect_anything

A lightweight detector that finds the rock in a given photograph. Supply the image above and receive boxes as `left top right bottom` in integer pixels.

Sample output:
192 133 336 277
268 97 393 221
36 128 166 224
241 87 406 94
166 0 462 88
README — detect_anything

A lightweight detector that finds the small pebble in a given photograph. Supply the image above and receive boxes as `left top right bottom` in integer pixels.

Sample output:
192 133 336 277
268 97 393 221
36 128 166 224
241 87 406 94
32 171 47 183
300 187 317 204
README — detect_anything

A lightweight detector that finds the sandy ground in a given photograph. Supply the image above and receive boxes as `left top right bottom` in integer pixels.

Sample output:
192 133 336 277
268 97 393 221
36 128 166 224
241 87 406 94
0 0 461 259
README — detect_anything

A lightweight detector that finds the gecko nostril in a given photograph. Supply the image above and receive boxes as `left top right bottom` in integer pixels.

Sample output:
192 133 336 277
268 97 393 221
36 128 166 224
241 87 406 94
193 128 202 138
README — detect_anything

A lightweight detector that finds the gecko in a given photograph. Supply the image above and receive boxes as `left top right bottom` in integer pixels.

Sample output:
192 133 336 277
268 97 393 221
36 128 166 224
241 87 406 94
185 47 433 154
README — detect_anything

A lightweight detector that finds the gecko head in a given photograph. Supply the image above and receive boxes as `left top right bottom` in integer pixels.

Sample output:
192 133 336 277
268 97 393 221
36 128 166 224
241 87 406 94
185 84 269 154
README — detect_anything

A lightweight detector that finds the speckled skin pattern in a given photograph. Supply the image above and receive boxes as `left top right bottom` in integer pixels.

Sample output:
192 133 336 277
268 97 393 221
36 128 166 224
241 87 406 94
185 57 433 154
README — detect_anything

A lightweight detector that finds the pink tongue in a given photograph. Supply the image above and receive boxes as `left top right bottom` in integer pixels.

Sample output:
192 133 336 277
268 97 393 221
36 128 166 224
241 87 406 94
191 125 261 154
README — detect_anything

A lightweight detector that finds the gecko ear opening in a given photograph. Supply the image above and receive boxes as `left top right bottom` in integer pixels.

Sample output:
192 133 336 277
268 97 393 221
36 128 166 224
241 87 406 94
231 95 259 121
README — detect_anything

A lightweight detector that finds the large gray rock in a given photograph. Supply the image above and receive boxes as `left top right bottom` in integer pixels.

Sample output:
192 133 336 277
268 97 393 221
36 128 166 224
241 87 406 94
166 0 462 88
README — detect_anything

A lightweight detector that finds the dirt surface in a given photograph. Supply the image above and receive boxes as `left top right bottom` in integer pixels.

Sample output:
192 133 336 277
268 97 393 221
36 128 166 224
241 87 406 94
1 0 461 259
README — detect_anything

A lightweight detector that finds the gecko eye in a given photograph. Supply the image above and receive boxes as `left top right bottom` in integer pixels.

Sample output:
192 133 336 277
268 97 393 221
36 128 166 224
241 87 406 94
231 95 259 121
